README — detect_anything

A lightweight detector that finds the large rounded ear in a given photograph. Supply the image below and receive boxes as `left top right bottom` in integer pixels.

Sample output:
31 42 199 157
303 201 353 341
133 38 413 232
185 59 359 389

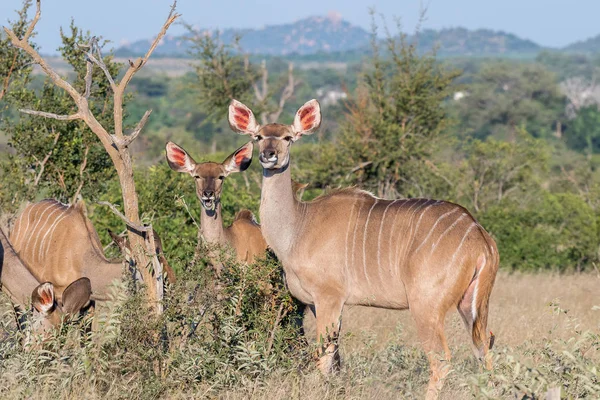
61 277 92 315
291 99 321 140
228 99 260 136
165 142 197 174
223 141 254 175
32 282 56 316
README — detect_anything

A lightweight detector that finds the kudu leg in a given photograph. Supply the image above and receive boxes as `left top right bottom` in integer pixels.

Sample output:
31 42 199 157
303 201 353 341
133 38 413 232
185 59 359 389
313 297 344 374
412 309 452 400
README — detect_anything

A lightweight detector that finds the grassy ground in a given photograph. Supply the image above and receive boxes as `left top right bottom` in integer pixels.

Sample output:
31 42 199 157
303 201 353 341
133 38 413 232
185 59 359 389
0 271 598 399
225 272 600 399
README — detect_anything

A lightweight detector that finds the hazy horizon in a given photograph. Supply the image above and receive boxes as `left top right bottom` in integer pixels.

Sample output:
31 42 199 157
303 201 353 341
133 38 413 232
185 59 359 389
1 0 599 54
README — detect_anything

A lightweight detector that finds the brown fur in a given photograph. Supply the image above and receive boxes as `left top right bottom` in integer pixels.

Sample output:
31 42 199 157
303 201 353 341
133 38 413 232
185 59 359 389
228 99 500 400
10 199 125 301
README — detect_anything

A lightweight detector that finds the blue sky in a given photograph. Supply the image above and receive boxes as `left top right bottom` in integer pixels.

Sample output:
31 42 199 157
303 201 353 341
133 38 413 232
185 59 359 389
1 0 599 54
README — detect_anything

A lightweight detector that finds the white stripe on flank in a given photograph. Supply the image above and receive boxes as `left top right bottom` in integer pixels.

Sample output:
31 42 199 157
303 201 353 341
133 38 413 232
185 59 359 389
396 199 430 270
377 199 399 280
21 203 57 255
430 213 467 255
362 199 378 286
414 208 459 253
30 203 61 261
389 199 420 274
41 208 70 264
472 254 486 321
450 223 477 266
36 206 65 262
345 199 358 279
405 200 439 253
13 204 34 249
351 200 365 280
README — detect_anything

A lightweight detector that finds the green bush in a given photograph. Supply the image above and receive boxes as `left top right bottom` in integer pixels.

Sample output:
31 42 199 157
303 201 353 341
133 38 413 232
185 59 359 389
480 192 597 271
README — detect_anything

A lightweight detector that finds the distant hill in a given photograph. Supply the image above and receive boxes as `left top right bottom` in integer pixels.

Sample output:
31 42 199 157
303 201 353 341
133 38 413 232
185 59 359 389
115 16 570 59
115 13 371 57
417 27 541 56
563 34 600 53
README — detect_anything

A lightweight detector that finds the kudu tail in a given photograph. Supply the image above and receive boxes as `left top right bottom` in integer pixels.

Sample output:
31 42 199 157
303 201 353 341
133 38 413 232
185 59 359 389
470 230 499 369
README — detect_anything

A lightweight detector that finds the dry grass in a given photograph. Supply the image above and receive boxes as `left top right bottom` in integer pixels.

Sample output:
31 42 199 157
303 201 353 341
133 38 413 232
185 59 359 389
0 272 598 399
223 272 600 399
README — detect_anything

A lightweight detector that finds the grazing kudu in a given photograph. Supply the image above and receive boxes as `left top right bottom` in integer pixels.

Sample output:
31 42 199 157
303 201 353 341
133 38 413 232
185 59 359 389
9 199 175 302
0 227 91 333
227 99 499 399
165 141 267 264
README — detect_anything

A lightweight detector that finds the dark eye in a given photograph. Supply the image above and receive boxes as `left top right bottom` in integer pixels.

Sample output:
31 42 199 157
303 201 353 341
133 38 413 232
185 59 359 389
254 135 263 141
193 175 200 179
218 175 225 180
284 136 293 142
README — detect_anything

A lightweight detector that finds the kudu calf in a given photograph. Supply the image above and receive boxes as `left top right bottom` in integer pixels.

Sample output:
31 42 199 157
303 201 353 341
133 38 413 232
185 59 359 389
0 228 91 333
9 199 174 302
165 141 267 263
228 99 499 399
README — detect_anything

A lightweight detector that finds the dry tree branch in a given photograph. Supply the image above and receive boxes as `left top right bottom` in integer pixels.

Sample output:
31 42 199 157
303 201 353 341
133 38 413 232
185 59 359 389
0 52 18 101
33 127 60 186
120 109 152 147
268 62 299 123
98 201 150 234
71 144 89 203
4 0 179 312
19 109 81 121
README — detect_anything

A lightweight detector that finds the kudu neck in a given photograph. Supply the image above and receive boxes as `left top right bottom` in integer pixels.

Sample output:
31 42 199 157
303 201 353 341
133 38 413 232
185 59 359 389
81 249 123 301
260 164 301 256
200 202 226 244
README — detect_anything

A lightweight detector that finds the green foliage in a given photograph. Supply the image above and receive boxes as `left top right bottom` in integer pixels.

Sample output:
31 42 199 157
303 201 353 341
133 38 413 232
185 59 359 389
312 19 460 199
0 0 34 104
458 130 549 212
480 192 597 271
0 20 120 209
564 105 600 154
453 61 565 140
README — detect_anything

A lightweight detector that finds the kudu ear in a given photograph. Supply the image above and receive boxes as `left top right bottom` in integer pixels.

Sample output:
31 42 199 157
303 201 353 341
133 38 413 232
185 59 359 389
31 282 56 316
223 141 254 175
228 99 260 136
165 142 197 175
61 277 92 315
291 99 321 140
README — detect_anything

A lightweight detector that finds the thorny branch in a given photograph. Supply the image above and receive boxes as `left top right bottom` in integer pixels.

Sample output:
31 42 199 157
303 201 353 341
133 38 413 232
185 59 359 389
33 127 60 186
98 201 150 234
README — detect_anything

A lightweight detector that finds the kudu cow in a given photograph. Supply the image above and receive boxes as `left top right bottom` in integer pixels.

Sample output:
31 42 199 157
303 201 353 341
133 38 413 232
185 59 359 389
0 228 91 333
227 99 499 399
165 141 267 263
10 199 174 302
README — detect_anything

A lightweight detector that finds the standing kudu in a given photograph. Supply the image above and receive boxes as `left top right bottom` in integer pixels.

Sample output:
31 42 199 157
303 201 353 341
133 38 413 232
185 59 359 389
0 228 91 333
227 99 499 399
9 199 174 302
165 141 267 264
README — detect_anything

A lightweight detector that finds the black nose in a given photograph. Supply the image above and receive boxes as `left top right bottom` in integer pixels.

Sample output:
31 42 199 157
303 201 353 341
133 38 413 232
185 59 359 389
262 150 276 159
202 190 214 198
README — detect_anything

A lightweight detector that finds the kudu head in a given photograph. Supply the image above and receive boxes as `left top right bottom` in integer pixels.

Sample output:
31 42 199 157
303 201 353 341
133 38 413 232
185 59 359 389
227 99 321 170
165 141 254 213
30 277 92 333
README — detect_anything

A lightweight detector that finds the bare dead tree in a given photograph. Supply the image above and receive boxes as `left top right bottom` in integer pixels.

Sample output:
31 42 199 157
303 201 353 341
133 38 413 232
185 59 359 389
561 77 600 118
244 56 300 124
3 0 179 313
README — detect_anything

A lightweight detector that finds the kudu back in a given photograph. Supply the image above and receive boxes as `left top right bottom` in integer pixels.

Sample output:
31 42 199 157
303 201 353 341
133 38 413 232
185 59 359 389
227 99 499 399
165 141 267 263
